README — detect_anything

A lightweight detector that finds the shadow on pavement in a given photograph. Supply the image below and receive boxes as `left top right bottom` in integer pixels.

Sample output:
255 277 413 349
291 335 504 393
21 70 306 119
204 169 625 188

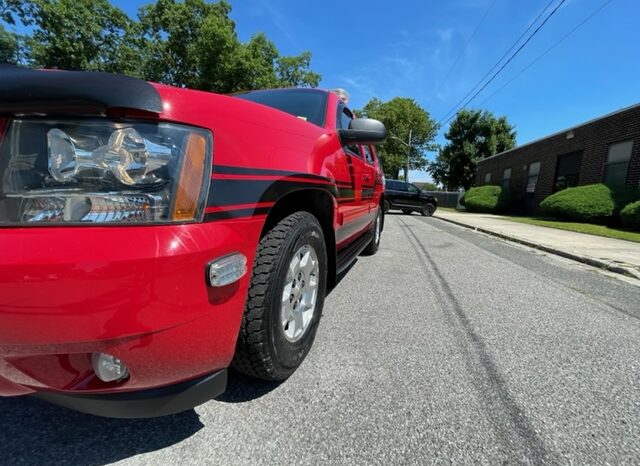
0 396 203 466
216 370 281 403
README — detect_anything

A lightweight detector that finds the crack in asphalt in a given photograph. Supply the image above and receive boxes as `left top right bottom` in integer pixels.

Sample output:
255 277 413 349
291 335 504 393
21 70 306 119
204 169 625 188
395 215 558 465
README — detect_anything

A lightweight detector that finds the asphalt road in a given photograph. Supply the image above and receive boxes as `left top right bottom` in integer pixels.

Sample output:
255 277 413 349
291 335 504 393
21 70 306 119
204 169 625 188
3 214 640 465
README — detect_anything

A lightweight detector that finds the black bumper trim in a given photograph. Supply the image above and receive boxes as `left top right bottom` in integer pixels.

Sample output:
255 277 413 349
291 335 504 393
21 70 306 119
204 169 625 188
34 369 227 419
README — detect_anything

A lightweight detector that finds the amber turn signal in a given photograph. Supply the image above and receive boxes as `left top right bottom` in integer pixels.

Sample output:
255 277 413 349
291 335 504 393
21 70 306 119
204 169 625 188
173 133 207 221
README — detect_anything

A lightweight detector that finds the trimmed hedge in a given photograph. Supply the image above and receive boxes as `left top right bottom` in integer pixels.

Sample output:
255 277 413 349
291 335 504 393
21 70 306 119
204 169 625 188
461 185 508 213
611 186 640 216
621 200 640 231
540 184 614 223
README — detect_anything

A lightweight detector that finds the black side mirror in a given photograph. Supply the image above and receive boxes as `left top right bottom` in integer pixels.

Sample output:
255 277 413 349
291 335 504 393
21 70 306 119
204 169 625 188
339 118 387 145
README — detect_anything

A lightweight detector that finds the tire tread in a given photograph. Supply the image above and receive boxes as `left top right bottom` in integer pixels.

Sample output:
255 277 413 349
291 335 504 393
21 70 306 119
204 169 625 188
232 212 318 380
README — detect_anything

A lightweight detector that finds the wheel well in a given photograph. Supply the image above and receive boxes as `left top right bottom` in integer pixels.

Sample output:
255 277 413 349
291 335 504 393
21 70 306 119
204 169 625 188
261 189 337 289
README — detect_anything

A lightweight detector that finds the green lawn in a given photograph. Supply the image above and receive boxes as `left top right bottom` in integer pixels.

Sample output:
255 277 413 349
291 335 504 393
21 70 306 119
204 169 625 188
502 216 640 243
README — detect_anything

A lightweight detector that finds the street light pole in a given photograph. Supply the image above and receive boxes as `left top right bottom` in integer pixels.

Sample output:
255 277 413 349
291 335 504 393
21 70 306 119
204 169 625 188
389 132 413 182
404 129 412 183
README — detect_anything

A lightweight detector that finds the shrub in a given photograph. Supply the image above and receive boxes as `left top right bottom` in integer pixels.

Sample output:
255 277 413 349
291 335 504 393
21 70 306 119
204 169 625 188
610 186 640 216
540 184 614 223
462 185 508 213
621 200 640 231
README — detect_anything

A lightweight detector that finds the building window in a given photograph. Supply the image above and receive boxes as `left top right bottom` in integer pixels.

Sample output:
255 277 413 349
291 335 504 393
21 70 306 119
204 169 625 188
554 152 582 192
484 172 491 184
603 140 633 186
526 161 540 193
501 168 512 190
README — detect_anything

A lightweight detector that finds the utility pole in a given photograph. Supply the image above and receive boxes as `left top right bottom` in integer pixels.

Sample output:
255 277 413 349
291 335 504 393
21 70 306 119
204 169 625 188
404 129 411 183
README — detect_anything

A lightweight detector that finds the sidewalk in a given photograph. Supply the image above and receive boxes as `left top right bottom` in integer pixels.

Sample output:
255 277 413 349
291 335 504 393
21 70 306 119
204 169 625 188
434 210 640 280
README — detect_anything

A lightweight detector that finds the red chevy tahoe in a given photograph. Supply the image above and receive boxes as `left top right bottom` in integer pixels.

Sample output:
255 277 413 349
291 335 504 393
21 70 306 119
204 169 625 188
0 66 387 418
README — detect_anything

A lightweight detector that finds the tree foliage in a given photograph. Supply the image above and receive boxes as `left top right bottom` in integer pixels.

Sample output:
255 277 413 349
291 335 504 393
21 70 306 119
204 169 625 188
0 24 17 63
0 0 32 25
0 0 320 92
20 0 137 73
359 97 438 180
429 109 516 190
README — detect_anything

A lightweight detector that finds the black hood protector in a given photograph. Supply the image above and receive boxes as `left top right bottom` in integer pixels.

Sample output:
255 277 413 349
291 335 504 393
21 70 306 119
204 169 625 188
0 65 163 115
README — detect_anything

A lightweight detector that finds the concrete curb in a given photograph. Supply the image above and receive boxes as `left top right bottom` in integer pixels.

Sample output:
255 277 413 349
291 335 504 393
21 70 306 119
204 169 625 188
433 215 640 280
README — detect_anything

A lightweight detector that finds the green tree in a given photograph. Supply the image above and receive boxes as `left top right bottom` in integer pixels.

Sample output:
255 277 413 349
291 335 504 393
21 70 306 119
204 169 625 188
276 51 320 88
0 24 17 63
137 0 320 92
0 0 320 92
12 0 138 73
429 109 516 190
359 97 438 180
0 0 33 25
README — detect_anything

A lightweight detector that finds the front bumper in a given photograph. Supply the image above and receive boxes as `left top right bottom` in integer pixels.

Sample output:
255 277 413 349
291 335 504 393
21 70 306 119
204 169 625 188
35 369 228 418
0 218 263 409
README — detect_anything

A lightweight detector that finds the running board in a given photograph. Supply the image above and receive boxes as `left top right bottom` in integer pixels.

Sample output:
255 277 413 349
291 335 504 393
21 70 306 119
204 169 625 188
336 230 373 275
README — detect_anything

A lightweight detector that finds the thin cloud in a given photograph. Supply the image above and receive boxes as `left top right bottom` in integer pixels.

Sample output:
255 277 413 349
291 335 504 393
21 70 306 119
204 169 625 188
247 0 296 45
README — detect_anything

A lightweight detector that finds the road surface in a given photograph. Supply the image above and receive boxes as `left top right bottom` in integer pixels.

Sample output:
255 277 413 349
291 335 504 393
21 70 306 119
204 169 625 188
2 214 640 465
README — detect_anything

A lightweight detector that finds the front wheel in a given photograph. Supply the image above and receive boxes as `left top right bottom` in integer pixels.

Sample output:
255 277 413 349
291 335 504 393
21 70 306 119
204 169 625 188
232 211 327 381
421 203 436 217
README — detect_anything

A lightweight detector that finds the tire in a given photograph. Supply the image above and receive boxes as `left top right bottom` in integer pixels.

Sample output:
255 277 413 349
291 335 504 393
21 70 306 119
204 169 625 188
421 203 436 217
402 209 412 215
362 206 382 256
383 200 390 213
232 211 327 381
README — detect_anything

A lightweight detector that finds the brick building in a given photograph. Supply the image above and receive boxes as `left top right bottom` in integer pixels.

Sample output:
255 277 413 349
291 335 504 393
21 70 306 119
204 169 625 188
476 103 640 212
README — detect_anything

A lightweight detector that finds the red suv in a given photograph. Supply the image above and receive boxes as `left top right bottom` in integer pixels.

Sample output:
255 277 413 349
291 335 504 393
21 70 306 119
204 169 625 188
0 66 386 418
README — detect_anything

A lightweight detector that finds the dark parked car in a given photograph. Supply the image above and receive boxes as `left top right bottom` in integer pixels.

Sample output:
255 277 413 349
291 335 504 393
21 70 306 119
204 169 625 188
384 180 438 216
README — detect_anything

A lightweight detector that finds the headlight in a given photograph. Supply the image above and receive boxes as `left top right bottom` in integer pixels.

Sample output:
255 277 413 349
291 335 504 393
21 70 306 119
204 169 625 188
0 119 212 225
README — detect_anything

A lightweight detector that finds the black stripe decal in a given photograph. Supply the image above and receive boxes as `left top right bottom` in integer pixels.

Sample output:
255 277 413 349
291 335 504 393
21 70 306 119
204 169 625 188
207 179 338 208
213 165 333 183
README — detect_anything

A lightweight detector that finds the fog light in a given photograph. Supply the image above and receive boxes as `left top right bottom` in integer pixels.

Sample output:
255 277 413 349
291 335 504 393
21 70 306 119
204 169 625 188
207 253 247 287
92 353 129 382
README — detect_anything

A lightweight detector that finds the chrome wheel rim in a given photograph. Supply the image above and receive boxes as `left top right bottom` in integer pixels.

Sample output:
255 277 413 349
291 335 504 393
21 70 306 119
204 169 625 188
374 212 381 244
281 244 319 343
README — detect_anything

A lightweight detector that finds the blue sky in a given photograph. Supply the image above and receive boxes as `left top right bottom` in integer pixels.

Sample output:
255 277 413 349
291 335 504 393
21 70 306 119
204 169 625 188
97 1 640 180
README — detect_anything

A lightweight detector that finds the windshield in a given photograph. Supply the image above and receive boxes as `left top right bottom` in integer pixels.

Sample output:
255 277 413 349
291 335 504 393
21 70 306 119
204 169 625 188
234 89 328 127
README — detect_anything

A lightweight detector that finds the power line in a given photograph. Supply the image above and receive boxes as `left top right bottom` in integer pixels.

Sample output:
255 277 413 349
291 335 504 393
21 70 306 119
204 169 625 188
437 0 558 125
477 0 616 107
439 0 567 126
433 0 498 96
